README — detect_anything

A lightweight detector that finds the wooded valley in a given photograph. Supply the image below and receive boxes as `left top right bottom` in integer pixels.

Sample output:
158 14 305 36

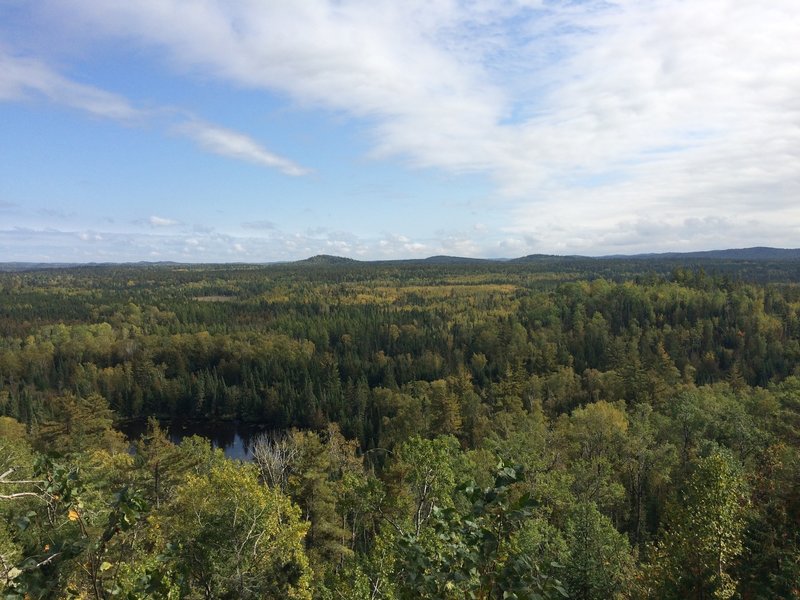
0 257 798 598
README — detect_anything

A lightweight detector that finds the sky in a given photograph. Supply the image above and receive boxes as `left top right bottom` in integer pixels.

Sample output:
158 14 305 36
1 0 799 263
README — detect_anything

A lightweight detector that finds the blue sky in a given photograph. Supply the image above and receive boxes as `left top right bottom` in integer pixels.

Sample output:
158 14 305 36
1 0 799 262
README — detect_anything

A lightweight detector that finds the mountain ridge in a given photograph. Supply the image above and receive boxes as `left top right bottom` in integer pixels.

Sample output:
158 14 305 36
2 247 799 271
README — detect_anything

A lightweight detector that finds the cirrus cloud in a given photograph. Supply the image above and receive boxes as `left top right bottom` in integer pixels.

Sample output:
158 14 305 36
0 48 310 178
0 48 143 120
175 121 310 176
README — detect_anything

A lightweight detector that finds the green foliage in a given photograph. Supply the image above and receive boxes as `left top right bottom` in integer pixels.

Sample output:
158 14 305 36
395 464 569 600
648 450 750 599
1 260 799 598
562 502 636 600
34 393 127 456
153 460 312 599
387 435 463 536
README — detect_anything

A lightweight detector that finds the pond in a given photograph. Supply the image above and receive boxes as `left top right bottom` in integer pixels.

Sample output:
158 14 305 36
118 419 271 461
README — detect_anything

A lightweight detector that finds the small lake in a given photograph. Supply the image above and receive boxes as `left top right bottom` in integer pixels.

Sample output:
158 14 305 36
118 419 271 461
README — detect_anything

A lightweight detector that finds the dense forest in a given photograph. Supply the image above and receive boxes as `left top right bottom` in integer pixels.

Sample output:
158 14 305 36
1 257 798 598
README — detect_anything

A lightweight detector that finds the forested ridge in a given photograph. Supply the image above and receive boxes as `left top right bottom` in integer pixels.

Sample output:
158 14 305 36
1 259 798 598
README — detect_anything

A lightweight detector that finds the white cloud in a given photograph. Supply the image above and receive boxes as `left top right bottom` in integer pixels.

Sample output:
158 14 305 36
42 1 507 169
0 48 310 178
372 233 431 257
176 122 309 176
148 215 178 227
0 49 143 120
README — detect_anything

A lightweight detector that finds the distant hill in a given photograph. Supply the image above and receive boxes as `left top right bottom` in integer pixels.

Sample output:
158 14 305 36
512 247 800 262
294 254 359 265
614 247 800 260
510 253 584 263
423 255 490 264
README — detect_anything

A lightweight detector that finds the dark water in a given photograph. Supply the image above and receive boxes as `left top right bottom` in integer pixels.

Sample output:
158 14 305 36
118 419 270 461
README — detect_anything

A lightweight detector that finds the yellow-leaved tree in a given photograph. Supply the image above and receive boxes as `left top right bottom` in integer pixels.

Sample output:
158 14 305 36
153 460 312 599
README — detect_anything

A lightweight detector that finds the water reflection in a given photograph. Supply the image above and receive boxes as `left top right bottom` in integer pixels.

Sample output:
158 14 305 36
119 419 269 461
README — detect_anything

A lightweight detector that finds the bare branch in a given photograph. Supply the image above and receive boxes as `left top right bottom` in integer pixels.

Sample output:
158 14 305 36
0 466 46 487
251 431 298 492
0 492 42 500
